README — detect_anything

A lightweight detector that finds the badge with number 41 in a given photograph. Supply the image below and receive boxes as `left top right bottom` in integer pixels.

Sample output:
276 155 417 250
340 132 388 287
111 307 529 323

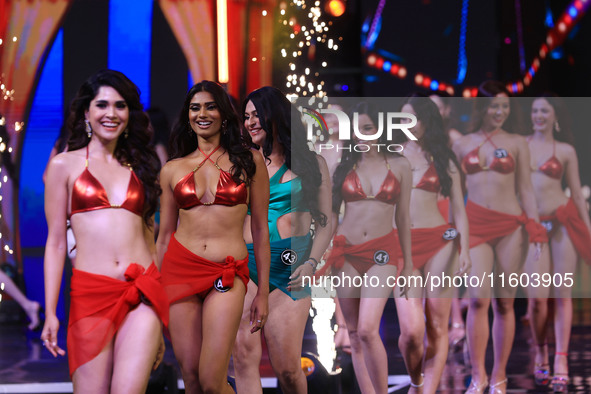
373 250 390 265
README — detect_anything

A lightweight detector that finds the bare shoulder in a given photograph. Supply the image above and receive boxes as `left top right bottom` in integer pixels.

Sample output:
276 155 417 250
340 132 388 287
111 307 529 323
388 154 411 172
508 133 529 152
556 141 575 155
48 149 84 172
452 133 475 152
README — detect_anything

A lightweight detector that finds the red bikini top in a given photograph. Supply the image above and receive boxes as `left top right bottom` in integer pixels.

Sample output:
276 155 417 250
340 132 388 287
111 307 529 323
413 162 440 193
533 140 563 180
70 146 144 217
173 145 247 209
341 158 400 205
461 130 515 175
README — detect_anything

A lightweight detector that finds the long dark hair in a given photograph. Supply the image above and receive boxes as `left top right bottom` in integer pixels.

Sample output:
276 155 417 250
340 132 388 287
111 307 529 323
468 80 522 134
332 101 397 213
525 94 574 146
243 86 326 226
402 95 459 197
169 80 255 184
67 69 161 227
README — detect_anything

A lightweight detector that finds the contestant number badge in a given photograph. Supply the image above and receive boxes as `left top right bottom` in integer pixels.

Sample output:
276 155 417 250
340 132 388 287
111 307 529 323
281 249 298 266
373 250 389 265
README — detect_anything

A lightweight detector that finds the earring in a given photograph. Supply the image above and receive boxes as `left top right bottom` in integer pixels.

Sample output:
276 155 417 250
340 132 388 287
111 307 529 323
124 128 129 139
85 120 92 138
554 120 561 133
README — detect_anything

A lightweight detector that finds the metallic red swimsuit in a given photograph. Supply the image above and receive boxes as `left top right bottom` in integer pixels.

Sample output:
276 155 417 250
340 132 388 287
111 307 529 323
173 145 247 209
341 158 401 205
462 130 515 175
70 146 144 217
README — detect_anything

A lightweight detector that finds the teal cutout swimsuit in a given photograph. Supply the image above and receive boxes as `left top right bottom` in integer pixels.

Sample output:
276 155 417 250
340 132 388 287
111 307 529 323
247 164 312 300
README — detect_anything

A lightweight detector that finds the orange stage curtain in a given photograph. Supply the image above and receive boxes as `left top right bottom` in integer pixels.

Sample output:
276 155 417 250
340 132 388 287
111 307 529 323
157 0 216 84
0 0 71 267
157 0 273 100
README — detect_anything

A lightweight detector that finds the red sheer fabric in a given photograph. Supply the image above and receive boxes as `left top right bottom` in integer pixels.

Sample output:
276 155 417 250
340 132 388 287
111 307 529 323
68 263 168 376
317 230 399 276
394 224 459 269
466 200 547 247
160 234 249 304
541 198 591 264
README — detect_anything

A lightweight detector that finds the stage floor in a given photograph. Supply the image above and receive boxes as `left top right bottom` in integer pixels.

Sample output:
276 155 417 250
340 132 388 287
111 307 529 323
1 298 590 393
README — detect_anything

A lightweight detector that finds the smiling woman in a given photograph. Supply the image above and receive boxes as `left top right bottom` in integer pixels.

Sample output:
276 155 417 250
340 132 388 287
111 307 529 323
42 69 166 394
156 80 270 394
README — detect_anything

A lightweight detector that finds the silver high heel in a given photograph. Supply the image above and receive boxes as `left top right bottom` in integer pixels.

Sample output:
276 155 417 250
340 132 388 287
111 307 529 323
464 378 488 394
489 378 507 394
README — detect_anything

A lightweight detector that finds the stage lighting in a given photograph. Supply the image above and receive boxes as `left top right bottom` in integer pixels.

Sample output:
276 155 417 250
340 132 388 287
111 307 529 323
326 0 346 17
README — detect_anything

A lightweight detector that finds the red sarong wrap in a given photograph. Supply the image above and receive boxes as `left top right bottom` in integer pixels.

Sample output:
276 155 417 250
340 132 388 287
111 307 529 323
540 198 591 264
394 224 460 269
160 233 249 304
68 263 168 376
466 200 548 247
317 229 399 276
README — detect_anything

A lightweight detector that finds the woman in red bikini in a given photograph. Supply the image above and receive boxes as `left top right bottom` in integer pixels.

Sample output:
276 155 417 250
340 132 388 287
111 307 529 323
452 81 546 394
524 95 591 392
394 95 471 393
318 102 414 393
156 80 270 393
42 70 167 393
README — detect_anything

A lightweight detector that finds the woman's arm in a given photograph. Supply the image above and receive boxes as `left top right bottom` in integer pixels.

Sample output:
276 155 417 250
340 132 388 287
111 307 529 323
448 160 471 275
288 155 333 288
155 162 179 269
515 136 540 221
143 216 157 263
249 150 270 332
394 157 414 291
41 154 69 357
563 144 591 234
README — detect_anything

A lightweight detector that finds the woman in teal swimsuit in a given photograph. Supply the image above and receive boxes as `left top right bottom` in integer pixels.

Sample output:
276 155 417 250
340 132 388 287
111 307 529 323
233 87 332 394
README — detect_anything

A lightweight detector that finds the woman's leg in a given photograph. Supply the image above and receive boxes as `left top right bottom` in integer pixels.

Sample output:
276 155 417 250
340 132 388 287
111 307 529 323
264 291 311 394
550 225 577 379
358 264 397 394
333 297 351 352
168 295 204 394
524 241 551 383
489 228 526 391
232 280 263 394
449 295 466 349
394 294 425 393
422 242 456 394
111 303 162 394
465 243 495 390
199 278 246 394
334 263 370 392
72 339 114 394
0 270 41 330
